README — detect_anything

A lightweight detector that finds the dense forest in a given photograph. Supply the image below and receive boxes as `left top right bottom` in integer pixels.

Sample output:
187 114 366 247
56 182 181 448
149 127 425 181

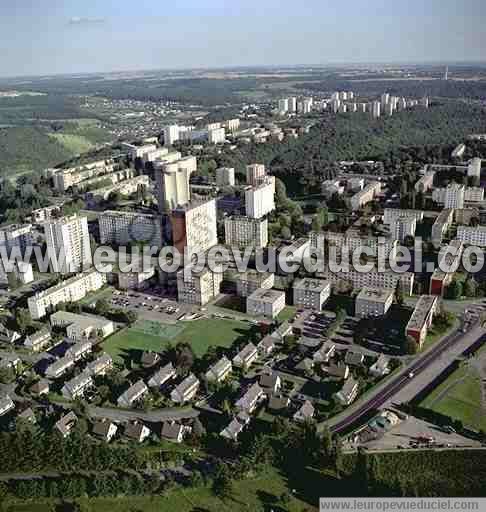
215 101 486 194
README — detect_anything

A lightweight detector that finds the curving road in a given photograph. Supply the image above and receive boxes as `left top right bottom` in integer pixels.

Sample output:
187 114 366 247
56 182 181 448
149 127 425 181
324 320 485 434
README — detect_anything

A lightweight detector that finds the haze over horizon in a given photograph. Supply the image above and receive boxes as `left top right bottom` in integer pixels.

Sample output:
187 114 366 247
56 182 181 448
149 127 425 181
1 0 485 78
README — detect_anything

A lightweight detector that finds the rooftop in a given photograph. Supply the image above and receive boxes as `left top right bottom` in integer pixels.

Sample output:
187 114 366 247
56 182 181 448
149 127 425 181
293 277 331 292
356 287 394 303
407 295 438 330
248 288 285 303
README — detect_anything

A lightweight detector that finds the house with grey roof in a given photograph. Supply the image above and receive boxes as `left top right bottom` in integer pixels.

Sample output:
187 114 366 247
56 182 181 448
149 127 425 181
45 355 75 379
117 380 148 408
205 357 232 383
61 371 93 400
220 418 244 442
235 383 264 413
335 377 359 406
55 411 78 438
148 362 176 388
293 400 315 423
161 421 190 443
124 422 150 443
86 353 113 376
170 374 200 404
369 354 390 378
92 419 118 442
24 328 51 352
0 395 14 417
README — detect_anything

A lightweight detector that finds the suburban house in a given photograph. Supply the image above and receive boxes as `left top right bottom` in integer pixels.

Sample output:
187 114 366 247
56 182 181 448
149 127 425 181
220 418 244 441
17 407 36 424
170 374 200 404
335 377 359 405
124 422 151 443
0 395 15 416
0 353 21 371
0 324 21 344
313 342 336 364
293 400 315 423
232 342 258 369
92 419 118 442
257 335 276 356
45 355 75 379
86 353 113 376
369 354 390 378
324 362 350 380
148 362 177 388
268 394 290 411
205 356 232 383
161 421 190 443
345 350 365 367
259 371 282 394
50 311 114 342
55 411 78 438
117 380 149 408
235 383 265 413
61 372 93 400
29 379 50 396
65 339 93 361
24 328 51 352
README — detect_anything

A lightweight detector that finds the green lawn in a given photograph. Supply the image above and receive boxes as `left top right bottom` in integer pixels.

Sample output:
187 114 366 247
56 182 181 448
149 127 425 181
49 132 94 153
421 318 459 352
4 467 322 511
420 363 486 431
103 317 253 361
277 306 297 322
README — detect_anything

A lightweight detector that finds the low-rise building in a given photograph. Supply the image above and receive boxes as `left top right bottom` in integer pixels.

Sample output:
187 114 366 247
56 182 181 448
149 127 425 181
0 395 14 416
232 342 258 369
148 362 177 388
170 374 200 403
61 372 93 400
117 380 148 408
220 418 244 441
235 383 265 413
247 288 286 318
293 278 331 311
313 342 336 364
355 287 394 318
293 400 315 423
29 379 49 396
50 311 114 341
257 335 276 356
92 419 118 442
259 372 281 394
369 354 390 378
124 422 151 443
161 421 190 443
86 353 113 376
205 357 232 383
55 411 78 438
65 340 93 361
350 181 381 211
405 295 439 347
45 355 75 379
24 329 51 352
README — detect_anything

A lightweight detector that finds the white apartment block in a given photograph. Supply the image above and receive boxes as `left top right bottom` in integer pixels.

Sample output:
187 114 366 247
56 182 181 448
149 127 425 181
222 118 240 132
415 170 435 193
224 216 268 249
318 268 414 296
0 224 33 254
88 175 151 202
355 287 394 318
245 177 276 219
235 270 274 298
350 181 381 211
372 101 381 118
122 143 157 160
431 209 454 248
171 199 218 257
468 158 482 178
154 161 191 212
293 278 331 311
163 125 181 146
383 208 424 225
177 265 222 305
390 216 417 242
247 288 286 318
278 98 289 113
246 164 266 186
118 268 156 290
457 225 486 247
445 183 465 209
27 270 107 319
216 167 235 187
208 127 226 144
99 210 163 248
24 329 51 352
44 215 92 274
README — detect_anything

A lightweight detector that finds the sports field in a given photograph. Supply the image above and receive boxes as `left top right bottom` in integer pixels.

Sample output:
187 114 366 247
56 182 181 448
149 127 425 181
103 317 253 361
420 362 486 431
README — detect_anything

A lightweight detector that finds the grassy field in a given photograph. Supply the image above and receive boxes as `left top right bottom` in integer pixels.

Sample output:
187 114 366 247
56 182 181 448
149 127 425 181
3 467 323 511
277 306 297 322
420 362 486 431
49 132 94 153
421 317 459 352
103 317 253 361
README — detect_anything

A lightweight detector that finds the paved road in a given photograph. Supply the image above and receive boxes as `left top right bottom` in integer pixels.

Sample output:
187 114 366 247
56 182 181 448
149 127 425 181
86 404 199 423
323 320 485 434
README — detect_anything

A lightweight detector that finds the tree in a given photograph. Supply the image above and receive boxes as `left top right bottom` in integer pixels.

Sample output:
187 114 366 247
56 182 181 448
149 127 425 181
281 226 292 240
463 278 476 298
403 335 418 355
212 462 233 499
95 298 110 316
445 279 463 300
394 281 404 307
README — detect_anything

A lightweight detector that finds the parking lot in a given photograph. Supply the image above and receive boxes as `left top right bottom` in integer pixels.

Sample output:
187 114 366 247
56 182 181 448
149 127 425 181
110 289 199 323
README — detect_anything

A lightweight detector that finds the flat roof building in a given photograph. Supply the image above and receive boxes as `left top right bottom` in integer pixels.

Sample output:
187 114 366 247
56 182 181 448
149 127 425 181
355 287 394 318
